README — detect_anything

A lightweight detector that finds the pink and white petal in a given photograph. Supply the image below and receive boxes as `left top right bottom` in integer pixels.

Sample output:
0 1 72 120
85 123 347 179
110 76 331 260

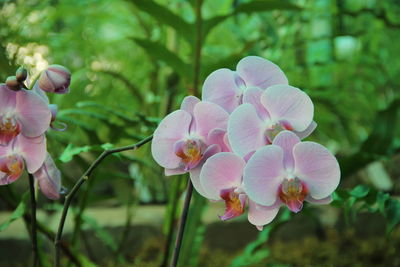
243 145 285 206
164 168 186 176
293 142 340 200
16 89 52 137
181 96 200 133
0 84 17 109
202 69 243 113
261 85 314 132
200 152 245 200
34 154 61 200
17 135 47 173
189 166 212 198
180 96 200 115
151 110 192 169
228 104 266 157
306 195 332 205
207 128 231 152
236 56 288 89
294 121 317 139
193 101 229 138
32 82 50 104
248 200 280 228
272 131 300 171
242 87 270 120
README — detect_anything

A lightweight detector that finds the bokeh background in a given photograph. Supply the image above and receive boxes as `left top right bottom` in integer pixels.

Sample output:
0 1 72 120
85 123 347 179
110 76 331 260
1 0 400 266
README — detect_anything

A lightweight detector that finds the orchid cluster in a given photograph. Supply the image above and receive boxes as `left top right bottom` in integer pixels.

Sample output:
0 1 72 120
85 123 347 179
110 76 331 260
0 65 71 199
152 56 340 230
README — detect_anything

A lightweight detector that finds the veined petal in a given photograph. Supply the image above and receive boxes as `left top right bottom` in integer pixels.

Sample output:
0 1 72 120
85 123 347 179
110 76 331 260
16 89 52 137
207 128 231 152
228 104 266 157
248 200 280 229
242 87 270 120
272 131 300 171
261 85 314 132
17 135 47 173
34 154 61 200
0 84 17 109
236 56 288 89
180 96 200 133
243 145 285 206
294 121 317 139
293 142 340 200
193 101 229 138
189 166 211 198
151 110 192 169
200 152 245 200
202 69 243 113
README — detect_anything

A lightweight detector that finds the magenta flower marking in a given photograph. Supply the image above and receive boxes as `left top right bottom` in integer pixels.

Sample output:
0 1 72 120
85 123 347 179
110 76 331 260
0 84 51 146
202 56 288 113
243 131 340 213
151 96 229 196
0 135 47 185
228 84 315 157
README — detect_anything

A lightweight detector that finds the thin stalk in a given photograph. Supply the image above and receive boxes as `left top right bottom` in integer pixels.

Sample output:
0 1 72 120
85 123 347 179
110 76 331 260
169 180 194 267
28 173 39 267
169 0 203 266
54 135 153 267
161 176 184 267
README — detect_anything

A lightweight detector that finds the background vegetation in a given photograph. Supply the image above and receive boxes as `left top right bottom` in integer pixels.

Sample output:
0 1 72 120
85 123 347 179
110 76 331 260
0 0 399 266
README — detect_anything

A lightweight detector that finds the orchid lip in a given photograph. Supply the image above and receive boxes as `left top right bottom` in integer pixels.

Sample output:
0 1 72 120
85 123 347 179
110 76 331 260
219 187 247 221
278 177 309 213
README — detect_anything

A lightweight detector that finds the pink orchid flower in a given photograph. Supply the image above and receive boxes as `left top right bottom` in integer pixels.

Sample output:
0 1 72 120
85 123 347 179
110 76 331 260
200 152 280 230
243 131 340 214
34 153 62 200
151 96 229 196
0 84 51 145
0 135 47 185
228 84 314 157
202 56 288 113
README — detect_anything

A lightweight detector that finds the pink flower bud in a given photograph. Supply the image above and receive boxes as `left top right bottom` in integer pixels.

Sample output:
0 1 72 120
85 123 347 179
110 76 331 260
16 67 28 82
38 65 71 94
5 76 21 91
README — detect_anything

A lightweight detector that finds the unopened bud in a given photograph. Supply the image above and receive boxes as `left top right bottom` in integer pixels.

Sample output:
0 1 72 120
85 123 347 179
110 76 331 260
5 76 21 91
38 65 71 94
16 67 28 82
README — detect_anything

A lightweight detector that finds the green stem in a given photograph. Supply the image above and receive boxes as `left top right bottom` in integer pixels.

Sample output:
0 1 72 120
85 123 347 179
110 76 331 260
192 0 203 97
28 173 39 267
54 135 153 267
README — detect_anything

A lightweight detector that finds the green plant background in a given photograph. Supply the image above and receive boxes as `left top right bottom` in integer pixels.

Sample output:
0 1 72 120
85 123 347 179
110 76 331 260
0 0 399 266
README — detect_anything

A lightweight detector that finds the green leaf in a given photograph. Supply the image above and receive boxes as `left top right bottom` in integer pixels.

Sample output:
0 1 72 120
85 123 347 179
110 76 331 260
203 0 301 39
235 0 301 14
0 192 29 232
82 214 118 252
132 38 192 79
59 144 92 163
349 185 370 198
129 0 193 43
385 198 400 233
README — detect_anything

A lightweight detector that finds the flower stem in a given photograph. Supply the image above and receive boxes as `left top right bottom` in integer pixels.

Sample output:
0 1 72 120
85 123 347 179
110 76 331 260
169 180 194 267
192 0 203 97
28 173 39 267
54 135 153 267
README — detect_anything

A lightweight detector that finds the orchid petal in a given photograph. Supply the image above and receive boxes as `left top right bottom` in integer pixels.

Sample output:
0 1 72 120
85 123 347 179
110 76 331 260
272 131 300 171
200 152 245 200
18 135 47 173
242 87 270 120
189 166 211 198
0 84 17 108
193 101 229 138
243 145 285 206
236 56 288 89
294 121 317 139
207 128 231 152
228 104 265 157
202 69 243 113
34 154 61 200
248 200 280 228
261 85 313 132
293 142 340 200
16 89 51 137
306 195 333 205
151 110 192 169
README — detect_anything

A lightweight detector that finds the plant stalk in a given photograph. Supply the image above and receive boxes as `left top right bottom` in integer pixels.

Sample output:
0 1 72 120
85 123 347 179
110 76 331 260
28 173 39 267
54 135 153 267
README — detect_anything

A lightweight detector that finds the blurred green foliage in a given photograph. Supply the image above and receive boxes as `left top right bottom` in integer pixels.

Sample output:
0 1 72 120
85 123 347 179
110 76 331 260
1 0 400 266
